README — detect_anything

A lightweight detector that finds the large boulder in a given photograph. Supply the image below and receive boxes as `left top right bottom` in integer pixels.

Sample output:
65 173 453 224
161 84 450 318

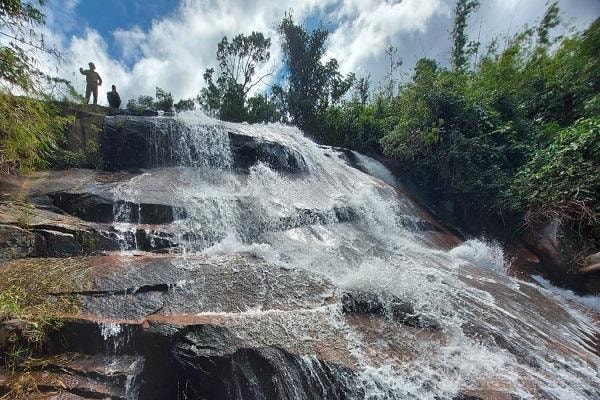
228 131 308 174
522 218 566 275
50 192 187 224
0 353 144 400
0 202 118 259
0 224 42 260
580 251 600 274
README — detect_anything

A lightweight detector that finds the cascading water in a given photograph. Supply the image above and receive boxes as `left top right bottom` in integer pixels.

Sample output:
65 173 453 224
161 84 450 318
101 111 598 399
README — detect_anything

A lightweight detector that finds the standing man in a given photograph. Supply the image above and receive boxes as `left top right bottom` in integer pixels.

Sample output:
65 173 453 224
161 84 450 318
107 85 121 109
79 62 102 105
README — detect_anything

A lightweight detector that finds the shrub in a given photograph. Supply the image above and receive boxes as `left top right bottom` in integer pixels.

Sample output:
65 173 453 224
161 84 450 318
0 94 73 172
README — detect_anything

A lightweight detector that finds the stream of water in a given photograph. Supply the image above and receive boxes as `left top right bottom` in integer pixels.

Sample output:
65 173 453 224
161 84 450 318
107 111 599 399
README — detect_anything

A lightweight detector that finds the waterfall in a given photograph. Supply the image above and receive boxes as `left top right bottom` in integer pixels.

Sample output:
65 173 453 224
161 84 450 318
97 111 599 399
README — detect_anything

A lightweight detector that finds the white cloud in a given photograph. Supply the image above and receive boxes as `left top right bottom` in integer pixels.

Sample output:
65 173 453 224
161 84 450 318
112 27 145 61
39 0 600 106
326 0 448 75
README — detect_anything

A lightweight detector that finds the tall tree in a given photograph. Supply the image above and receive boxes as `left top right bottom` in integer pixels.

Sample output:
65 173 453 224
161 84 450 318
1 0 46 92
353 75 371 105
451 0 480 71
199 32 272 122
536 2 560 47
382 45 402 98
174 98 196 113
277 15 354 139
154 87 173 112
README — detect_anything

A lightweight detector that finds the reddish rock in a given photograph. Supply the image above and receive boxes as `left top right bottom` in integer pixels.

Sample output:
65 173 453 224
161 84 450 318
523 218 566 274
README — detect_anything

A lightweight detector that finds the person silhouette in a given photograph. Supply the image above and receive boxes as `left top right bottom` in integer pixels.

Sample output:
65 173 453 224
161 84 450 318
79 62 102 105
107 85 121 109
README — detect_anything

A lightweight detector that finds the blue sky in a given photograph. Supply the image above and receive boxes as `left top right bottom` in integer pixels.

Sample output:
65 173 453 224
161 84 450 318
40 0 600 106
58 0 177 63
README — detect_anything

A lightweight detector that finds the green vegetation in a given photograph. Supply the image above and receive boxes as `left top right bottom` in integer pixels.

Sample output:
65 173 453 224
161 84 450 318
199 31 278 122
375 3 599 253
0 0 77 172
0 95 72 171
0 258 91 370
126 86 175 113
276 15 355 141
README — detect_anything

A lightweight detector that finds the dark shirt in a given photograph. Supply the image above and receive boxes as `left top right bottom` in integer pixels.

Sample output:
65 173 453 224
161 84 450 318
107 91 121 109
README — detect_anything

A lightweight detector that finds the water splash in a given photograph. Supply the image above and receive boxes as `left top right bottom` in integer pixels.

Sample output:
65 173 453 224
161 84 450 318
103 110 599 398
449 239 506 273
99 322 123 340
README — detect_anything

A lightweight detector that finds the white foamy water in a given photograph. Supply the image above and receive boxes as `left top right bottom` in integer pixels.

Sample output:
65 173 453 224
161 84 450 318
105 111 599 399
534 275 600 312
449 239 507 273
99 322 123 340
352 151 398 187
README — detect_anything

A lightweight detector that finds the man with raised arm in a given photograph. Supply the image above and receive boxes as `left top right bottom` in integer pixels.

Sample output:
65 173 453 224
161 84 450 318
79 62 102 105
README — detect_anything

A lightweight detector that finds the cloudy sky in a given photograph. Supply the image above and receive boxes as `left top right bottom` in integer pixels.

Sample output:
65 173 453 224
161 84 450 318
36 0 600 106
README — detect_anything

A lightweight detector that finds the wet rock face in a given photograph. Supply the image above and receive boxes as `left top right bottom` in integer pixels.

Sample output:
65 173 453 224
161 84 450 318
50 192 187 224
523 219 566 274
341 290 440 330
0 353 144 400
1 252 599 400
174 336 350 400
102 117 155 171
0 254 357 399
102 116 308 173
228 131 308 174
0 224 40 260
0 202 119 259
43 254 337 321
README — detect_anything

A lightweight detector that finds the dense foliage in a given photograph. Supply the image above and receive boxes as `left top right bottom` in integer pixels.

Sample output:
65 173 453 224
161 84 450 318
126 86 179 113
0 94 71 171
199 32 278 122
331 3 597 259
276 15 355 141
0 0 74 172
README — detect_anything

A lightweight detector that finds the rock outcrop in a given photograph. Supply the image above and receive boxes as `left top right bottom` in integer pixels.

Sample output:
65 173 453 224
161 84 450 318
522 219 566 274
0 202 119 259
102 116 308 173
0 253 597 399
1 113 598 399
580 251 600 274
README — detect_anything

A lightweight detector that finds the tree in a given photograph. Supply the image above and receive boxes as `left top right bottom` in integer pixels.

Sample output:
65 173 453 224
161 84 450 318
536 2 560 48
126 87 174 113
382 45 402 98
0 1 74 171
216 32 272 97
126 95 154 113
199 32 272 122
277 14 354 140
451 0 480 71
0 0 76 98
353 75 371 105
246 93 280 123
0 0 47 92
154 87 173 112
174 98 196 113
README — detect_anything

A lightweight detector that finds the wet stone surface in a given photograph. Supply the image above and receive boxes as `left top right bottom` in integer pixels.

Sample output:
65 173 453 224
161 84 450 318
102 116 309 174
